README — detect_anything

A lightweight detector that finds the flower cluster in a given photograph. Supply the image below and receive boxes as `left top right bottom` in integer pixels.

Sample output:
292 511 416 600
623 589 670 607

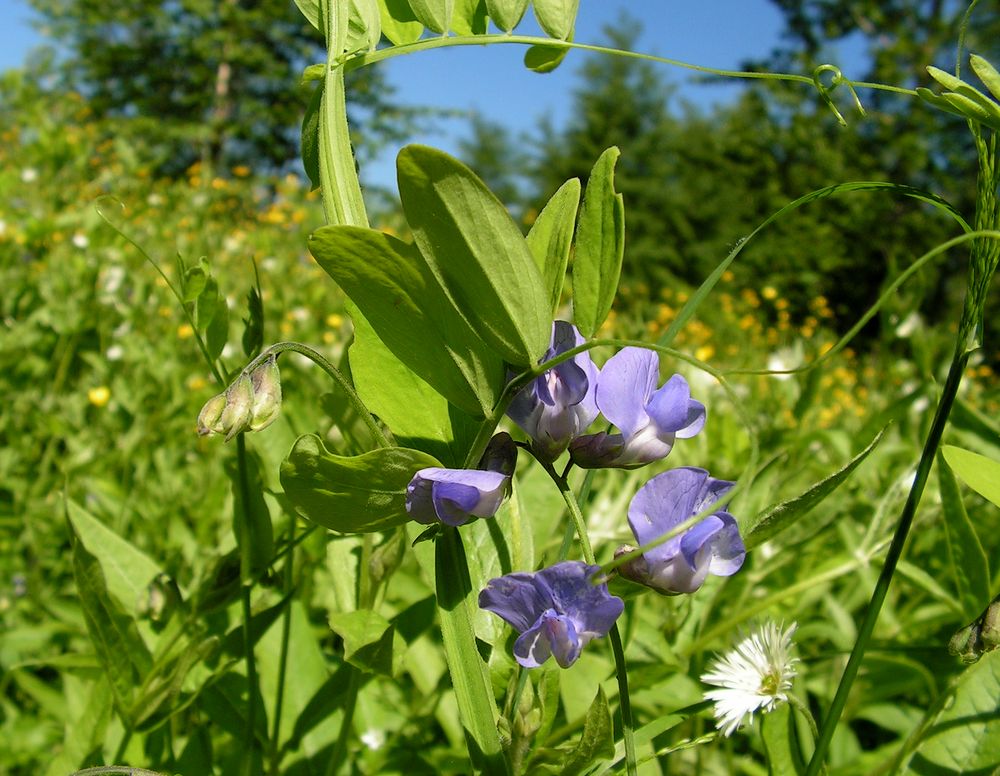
198 355 282 441
507 322 704 469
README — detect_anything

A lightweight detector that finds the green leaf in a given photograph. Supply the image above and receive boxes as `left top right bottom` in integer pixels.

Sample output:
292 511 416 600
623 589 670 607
524 43 570 73
293 0 320 30
938 453 992 621
329 609 401 676
70 522 152 718
241 285 264 358
65 498 161 615
379 0 424 45
450 0 488 35
301 80 323 191
559 687 614 775
205 295 229 362
430 527 507 774
280 435 441 533
909 651 1000 772
309 224 503 417
526 177 580 316
346 0 381 52
971 54 1000 103
182 266 207 302
532 0 578 39
227 447 274 579
397 144 550 367
349 309 482 466
762 703 803 776
407 0 453 32
942 445 1000 508
744 427 886 549
485 0 528 31
572 147 624 337
194 275 219 331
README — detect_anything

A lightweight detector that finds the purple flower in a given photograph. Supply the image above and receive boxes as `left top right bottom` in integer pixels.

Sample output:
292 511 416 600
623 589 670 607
570 348 705 469
507 321 599 462
617 467 745 594
479 561 624 668
405 433 516 527
406 468 508 527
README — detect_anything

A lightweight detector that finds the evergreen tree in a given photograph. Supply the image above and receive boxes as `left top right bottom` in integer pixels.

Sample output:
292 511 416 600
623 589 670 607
27 0 406 175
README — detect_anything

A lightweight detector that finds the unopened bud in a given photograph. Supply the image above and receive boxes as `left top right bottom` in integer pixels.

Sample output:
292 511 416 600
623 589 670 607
479 431 518 478
249 355 282 431
950 593 1000 663
136 573 182 629
197 392 227 436
220 373 254 441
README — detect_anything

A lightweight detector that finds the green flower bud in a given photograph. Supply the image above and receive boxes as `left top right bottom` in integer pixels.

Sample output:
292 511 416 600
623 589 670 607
949 593 1000 663
220 373 254 441
197 392 227 436
249 355 282 431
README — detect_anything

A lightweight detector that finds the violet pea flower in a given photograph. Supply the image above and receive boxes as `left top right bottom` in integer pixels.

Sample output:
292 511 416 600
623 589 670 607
479 561 624 668
570 348 705 469
617 467 745 594
405 433 516 527
507 321 599 462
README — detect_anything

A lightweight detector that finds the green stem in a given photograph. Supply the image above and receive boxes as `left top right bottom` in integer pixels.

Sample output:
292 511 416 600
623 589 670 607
269 516 297 775
342 34 915 108
787 693 822 769
325 668 361 776
241 340 390 448
543 464 637 776
804 349 969 775
236 435 262 775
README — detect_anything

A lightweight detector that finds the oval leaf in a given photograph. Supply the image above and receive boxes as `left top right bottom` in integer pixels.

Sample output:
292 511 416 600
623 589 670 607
942 445 1000 508
280 435 441 533
524 43 570 73
532 0 579 40
938 452 992 620
527 177 581 315
380 0 424 44
407 0 453 32
485 0 528 31
309 224 503 416
910 650 1000 772
572 147 624 337
397 144 550 366
451 0 488 34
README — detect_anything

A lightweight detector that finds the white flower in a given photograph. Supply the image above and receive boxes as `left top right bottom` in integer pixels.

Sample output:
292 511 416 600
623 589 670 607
72 232 89 249
21 167 38 183
700 621 798 737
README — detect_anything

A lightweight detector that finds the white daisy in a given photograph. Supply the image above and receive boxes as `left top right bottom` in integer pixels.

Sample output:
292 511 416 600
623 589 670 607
700 621 798 736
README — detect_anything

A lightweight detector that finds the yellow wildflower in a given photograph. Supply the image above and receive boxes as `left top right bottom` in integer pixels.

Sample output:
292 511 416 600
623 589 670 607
88 386 111 407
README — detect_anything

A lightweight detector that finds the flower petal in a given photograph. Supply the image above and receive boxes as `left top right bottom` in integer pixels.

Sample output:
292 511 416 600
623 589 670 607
479 573 553 633
627 467 709 562
644 374 695 432
595 347 658 438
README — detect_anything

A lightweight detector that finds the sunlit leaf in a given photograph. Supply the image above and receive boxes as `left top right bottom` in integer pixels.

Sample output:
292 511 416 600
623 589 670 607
532 0 578 39
572 147 624 337
744 428 886 548
938 453 992 621
485 0 528 31
942 445 1000 508
310 224 504 416
397 144 550 367
527 177 580 316
407 0 453 33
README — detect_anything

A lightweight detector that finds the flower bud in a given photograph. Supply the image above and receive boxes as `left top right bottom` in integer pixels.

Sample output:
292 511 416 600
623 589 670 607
220 373 254 441
197 392 227 436
249 355 282 431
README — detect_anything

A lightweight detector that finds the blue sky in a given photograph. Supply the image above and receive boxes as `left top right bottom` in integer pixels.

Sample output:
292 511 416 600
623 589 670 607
0 1 868 190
